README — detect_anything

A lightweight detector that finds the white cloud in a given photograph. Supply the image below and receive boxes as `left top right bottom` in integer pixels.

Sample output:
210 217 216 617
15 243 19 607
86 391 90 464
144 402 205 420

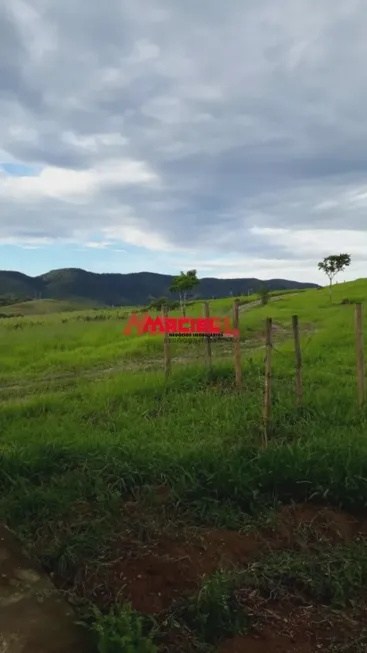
0 236 54 247
0 158 158 203
314 200 339 211
252 227 367 260
84 241 111 249
101 225 173 251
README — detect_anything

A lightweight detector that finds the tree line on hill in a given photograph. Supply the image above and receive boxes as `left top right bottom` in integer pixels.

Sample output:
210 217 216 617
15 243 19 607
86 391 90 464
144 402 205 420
0 294 33 307
0 268 319 308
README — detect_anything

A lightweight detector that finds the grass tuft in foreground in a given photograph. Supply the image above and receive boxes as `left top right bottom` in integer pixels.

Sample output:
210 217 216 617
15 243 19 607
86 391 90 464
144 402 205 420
243 542 367 606
84 603 158 653
180 569 250 644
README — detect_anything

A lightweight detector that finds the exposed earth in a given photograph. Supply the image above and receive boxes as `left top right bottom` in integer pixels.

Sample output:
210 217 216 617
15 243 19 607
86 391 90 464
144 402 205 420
32 491 367 652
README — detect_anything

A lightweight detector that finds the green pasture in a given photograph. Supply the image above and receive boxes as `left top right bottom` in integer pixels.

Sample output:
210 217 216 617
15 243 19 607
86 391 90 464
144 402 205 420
1 279 367 650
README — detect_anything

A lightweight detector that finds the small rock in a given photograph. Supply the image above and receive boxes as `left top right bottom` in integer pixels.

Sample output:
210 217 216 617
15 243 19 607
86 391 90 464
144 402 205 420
0 547 9 561
15 568 41 584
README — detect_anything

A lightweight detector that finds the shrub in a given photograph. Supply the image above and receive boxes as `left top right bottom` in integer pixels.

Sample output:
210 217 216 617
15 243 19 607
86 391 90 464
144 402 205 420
259 286 270 306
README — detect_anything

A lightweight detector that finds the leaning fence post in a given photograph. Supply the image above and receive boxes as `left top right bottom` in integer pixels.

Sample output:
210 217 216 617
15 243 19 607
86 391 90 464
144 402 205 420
233 299 242 387
203 302 212 371
162 305 171 379
355 303 365 407
292 315 302 406
263 317 272 447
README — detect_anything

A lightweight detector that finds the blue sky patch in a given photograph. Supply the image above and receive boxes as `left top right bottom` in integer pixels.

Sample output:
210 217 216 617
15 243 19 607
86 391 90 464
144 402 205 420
1 162 39 177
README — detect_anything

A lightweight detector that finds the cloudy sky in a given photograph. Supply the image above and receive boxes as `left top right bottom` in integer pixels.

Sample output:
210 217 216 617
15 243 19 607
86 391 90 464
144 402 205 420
1 0 367 283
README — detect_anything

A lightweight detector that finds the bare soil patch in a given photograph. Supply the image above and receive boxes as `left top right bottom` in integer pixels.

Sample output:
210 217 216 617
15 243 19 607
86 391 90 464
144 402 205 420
46 497 367 651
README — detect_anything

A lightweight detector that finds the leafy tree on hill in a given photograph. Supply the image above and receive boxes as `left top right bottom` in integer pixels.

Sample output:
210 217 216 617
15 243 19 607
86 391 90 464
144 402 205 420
318 254 351 301
169 270 200 316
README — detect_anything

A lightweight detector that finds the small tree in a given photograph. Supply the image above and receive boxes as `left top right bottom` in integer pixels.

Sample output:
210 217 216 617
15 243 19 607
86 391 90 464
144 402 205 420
318 254 351 300
169 270 199 316
148 296 167 311
259 286 270 306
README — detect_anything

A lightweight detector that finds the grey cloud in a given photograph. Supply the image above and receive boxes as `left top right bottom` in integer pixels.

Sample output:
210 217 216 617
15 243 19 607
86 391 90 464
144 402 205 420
7 140 91 170
0 5 44 111
1 0 367 263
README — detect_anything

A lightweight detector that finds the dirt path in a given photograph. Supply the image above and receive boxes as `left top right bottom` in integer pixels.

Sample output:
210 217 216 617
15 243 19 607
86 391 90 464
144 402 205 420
239 292 299 312
0 524 88 652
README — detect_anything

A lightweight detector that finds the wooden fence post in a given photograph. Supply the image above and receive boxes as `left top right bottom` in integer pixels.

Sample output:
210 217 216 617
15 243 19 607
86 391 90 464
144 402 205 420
355 303 365 407
162 305 171 379
263 317 272 447
203 302 212 371
292 315 302 406
233 299 242 387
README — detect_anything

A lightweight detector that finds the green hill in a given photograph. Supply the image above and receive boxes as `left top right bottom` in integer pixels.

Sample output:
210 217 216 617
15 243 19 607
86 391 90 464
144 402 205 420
0 267 319 308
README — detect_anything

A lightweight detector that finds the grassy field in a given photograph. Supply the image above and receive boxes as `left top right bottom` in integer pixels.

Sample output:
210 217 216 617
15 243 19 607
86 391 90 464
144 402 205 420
1 280 367 651
0 289 300 387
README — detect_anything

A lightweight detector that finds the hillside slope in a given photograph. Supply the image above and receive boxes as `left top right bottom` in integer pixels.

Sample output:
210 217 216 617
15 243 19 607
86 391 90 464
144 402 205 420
0 298 100 316
0 267 319 307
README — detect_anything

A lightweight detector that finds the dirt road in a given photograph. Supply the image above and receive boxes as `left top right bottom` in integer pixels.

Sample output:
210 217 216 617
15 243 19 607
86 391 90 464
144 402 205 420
239 292 299 312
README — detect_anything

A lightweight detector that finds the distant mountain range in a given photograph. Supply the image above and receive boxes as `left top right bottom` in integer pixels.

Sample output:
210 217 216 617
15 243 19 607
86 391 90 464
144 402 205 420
0 268 320 307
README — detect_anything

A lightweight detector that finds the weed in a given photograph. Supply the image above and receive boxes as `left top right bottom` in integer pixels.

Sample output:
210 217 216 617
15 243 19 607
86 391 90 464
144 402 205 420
181 570 249 644
87 603 157 653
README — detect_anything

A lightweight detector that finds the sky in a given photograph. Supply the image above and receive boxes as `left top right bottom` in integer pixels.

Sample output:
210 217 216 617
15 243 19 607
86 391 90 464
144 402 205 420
1 1 367 284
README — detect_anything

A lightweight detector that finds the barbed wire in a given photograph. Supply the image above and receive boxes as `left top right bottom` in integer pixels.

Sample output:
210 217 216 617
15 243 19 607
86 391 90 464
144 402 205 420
267 330 317 357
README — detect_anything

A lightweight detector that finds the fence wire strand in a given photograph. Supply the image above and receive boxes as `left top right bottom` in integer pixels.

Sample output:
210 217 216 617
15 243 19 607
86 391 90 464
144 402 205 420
268 330 316 357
